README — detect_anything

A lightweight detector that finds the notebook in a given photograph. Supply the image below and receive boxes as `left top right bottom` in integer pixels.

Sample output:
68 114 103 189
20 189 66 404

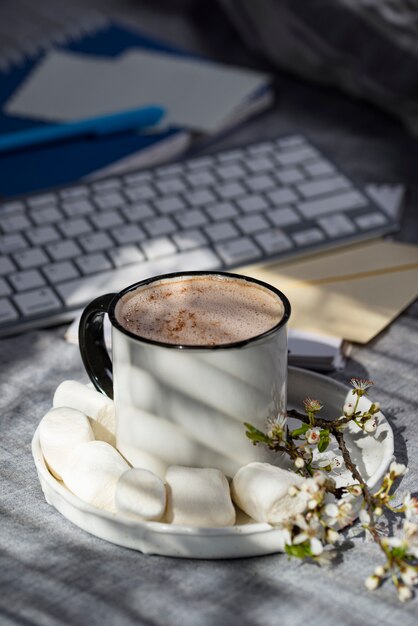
0 22 272 198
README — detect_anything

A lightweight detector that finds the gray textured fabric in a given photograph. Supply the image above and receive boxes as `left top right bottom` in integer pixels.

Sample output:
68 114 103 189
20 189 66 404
1 2 418 624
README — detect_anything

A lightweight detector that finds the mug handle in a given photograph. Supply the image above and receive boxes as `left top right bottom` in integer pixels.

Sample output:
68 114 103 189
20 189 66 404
78 293 116 399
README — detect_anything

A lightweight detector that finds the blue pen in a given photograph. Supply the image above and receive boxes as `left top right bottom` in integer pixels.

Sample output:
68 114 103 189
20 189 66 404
0 105 165 154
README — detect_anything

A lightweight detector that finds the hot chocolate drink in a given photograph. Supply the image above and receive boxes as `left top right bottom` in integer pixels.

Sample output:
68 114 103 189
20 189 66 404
115 274 284 346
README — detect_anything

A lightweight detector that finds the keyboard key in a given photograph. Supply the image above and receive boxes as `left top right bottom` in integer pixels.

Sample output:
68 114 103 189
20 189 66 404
318 214 356 237
298 190 368 219
255 230 293 255
58 218 92 238
217 149 243 162
217 181 246 200
304 160 335 177
0 298 18 323
267 188 298 205
186 156 215 170
297 175 350 199
26 225 60 246
215 237 262 265
237 214 269 234
0 234 27 255
292 227 325 246
275 167 305 185
154 164 183 177
185 170 216 188
92 178 121 193
267 207 300 227
46 240 82 261
122 202 155 222
90 210 124 230
57 248 221 308
205 201 238 221
204 221 240 243
78 232 113 253
10 269 45 292
275 146 318 166
76 253 112 275
43 261 79 283
27 193 57 208
108 246 145 268
237 194 269 213
62 198 95 217
31 205 62 224
246 174 276 192
0 201 25 214
0 278 11 297
112 224 145 245
154 195 185 214
184 189 216 207
141 237 177 260
355 212 388 230
276 135 306 149
14 287 61 316
59 185 89 200
0 213 31 233
214 163 246 180
144 216 177 237
0 256 16 275
175 209 208 229
14 248 48 269
247 141 274 156
245 156 276 173
172 229 207 251
124 171 152 185
155 177 186 195
94 191 125 210
124 185 155 202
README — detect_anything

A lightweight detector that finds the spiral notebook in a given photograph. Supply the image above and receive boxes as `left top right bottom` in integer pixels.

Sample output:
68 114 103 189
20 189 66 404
0 21 272 198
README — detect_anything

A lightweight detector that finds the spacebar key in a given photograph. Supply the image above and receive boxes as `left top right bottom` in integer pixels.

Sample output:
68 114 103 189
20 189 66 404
56 247 222 308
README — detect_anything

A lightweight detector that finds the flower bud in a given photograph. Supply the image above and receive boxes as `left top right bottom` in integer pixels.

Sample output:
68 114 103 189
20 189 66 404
364 418 377 433
347 484 362 497
359 509 371 525
374 565 385 577
343 402 355 416
401 566 418 587
397 584 413 602
326 528 340 544
374 506 383 517
294 457 305 469
365 575 380 591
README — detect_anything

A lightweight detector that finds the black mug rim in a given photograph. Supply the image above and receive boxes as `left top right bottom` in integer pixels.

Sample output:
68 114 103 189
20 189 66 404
108 270 291 350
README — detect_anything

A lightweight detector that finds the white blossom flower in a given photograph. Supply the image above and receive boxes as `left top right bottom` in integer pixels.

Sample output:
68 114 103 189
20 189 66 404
403 493 418 520
303 397 323 413
292 515 324 556
350 378 373 392
397 584 413 602
365 575 380 591
306 428 321 445
382 521 418 559
324 503 339 520
389 462 408 478
266 414 287 439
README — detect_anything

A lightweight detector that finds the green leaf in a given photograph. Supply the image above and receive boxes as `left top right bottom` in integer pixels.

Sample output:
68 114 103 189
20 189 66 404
318 435 330 453
285 541 312 559
290 423 310 438
244 422 269 444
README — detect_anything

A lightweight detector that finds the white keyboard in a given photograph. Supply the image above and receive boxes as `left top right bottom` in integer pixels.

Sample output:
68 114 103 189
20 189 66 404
0 134 397 337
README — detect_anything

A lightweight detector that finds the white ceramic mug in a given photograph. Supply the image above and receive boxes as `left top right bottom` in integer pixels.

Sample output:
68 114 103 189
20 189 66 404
79 271 291 478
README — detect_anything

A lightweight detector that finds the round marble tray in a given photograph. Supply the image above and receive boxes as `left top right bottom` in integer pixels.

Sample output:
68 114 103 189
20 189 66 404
32 367 394 559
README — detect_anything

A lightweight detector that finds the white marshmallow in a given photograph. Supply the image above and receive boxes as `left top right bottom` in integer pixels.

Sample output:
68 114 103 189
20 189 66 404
53 380 116 446
115 468 166 521
164 466 236 527
62 440 129 511
39 407 95 480
231 462 306 524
